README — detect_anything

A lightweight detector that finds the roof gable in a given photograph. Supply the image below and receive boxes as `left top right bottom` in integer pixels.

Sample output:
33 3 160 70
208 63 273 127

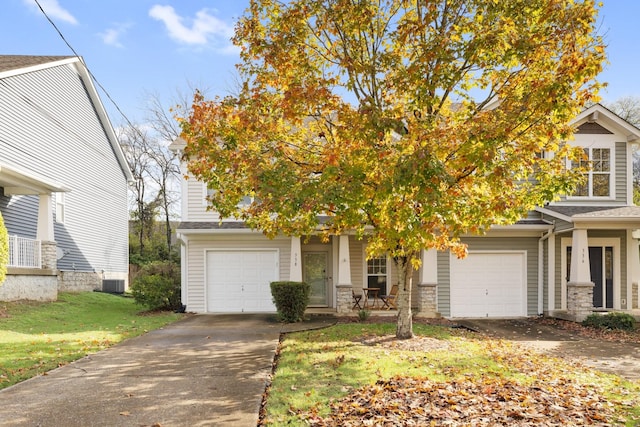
572 103 640 142
0 55 133 183
0 55 75 77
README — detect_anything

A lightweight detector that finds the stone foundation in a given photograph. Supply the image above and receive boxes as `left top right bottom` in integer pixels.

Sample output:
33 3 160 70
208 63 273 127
0 271 57 301
58 270 102 293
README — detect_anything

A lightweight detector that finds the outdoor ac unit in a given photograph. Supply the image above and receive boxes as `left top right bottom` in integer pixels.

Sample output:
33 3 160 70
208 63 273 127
102 279 125 294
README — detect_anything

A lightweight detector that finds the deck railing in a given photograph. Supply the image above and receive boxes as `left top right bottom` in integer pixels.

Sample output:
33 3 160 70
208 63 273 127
8 235 41 269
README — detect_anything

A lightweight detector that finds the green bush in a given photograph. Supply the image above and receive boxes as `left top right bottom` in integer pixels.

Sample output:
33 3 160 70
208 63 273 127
130 261 182 311
270 281 310 323
582 312 636 331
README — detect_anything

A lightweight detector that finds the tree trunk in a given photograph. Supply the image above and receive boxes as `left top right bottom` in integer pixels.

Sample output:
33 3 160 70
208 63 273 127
394 254 415 339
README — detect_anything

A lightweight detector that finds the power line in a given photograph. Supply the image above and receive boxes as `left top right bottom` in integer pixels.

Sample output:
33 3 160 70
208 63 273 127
33 0 138 129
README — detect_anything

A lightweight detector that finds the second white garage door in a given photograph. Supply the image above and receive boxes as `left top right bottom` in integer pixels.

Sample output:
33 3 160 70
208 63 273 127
206 250 278 313
450 251 526 318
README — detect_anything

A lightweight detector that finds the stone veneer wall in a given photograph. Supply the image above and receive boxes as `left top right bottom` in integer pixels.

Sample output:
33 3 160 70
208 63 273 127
566 282 594 322
58 270 102 293
416 283 438 317
40 241 57 270
336 284 352 314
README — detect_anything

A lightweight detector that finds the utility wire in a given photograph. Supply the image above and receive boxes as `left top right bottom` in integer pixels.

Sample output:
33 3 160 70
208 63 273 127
33 0 138 129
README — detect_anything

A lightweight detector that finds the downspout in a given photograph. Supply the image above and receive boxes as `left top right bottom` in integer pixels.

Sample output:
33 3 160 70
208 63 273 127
538 226 554 315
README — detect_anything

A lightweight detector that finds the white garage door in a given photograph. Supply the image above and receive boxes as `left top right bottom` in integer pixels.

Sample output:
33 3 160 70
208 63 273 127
207 250 278 313
450 252 526 318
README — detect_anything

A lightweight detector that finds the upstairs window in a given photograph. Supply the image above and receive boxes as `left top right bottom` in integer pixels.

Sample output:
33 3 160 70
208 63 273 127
202 184 253 207
570 147 611 198
55 193 65 224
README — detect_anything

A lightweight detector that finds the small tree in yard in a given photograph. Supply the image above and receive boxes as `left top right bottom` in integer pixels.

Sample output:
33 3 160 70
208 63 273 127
179 0 604 338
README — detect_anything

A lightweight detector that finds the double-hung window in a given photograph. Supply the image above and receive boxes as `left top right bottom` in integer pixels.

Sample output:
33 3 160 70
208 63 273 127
570 147 612 198
202 184 253 207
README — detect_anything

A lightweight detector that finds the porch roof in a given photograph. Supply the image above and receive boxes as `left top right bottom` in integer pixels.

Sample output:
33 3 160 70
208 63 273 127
537 205 640 224
0 161 70 195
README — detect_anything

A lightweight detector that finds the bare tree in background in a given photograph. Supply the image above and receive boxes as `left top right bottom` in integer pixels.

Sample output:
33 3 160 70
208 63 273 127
119 89 193 262
143 91 184 256
606 96 640 204
118 123 158 259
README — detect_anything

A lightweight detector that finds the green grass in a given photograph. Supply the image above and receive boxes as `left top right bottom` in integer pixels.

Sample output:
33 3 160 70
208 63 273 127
0 292 183 389
263 322 640 426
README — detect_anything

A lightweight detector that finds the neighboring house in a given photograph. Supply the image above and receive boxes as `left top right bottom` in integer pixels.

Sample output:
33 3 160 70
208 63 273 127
0 55 133 301
172 103 640 321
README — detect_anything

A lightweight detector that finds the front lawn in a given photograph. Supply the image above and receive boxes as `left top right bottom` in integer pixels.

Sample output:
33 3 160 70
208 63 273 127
0 292 183 389
262 321 640 426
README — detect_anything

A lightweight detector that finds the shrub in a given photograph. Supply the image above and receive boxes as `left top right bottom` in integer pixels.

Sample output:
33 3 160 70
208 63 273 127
358 309 371 322
270 281 310 323
582 312 636 331
130 261 181 311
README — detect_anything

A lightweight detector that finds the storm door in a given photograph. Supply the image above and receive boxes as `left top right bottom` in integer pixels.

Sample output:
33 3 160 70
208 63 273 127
304 252 329 306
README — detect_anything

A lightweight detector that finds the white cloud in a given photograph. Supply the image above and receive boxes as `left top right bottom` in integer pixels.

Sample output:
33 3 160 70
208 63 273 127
148 5 235 49
98 23 132 48
23 0 78 25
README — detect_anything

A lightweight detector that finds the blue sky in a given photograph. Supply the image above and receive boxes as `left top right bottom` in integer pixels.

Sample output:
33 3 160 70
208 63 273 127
3 0 640 126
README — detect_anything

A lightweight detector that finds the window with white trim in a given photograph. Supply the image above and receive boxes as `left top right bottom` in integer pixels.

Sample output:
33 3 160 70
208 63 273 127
366 256 388 294
570 147 611 198
55 193 65 224
202 184 253 207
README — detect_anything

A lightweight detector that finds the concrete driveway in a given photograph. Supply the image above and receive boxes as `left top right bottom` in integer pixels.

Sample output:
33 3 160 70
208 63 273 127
457 318 640 381
0 314 336 427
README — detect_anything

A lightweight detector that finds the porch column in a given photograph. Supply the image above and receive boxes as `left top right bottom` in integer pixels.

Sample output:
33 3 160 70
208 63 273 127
567 229 594 322
336 234 352 314
417 248 438 317
289 236 302 282
36 193 54 242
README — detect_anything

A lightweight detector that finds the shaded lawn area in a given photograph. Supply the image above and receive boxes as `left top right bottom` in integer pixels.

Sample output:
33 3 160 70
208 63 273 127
0 292 183 389
262 322 640 426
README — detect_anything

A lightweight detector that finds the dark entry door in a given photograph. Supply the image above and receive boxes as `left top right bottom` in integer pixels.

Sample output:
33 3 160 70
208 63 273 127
590 247 613 309
568 246 613 309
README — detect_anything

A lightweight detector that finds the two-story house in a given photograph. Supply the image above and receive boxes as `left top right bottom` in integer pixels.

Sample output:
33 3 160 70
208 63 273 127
173 103 640 321
0 55 133 301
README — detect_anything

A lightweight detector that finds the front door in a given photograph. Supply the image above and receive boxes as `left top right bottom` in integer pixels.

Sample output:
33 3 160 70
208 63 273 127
303 252 328 306
566 246 614 309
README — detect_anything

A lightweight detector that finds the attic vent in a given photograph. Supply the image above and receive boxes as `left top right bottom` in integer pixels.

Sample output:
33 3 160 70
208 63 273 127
102 279 125 294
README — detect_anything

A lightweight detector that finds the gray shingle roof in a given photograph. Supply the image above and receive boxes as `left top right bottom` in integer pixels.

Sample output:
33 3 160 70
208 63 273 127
177 222 249 230
0 55 74 73
542 205 640 219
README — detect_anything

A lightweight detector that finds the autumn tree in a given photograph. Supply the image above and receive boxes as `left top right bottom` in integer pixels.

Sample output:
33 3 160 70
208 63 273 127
180 0 604 338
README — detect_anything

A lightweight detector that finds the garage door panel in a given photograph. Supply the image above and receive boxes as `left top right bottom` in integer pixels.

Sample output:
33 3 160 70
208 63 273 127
450 252 526 318
207 250 278 313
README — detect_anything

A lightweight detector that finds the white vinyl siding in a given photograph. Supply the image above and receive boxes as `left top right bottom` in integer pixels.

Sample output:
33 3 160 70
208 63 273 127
0 61 129 273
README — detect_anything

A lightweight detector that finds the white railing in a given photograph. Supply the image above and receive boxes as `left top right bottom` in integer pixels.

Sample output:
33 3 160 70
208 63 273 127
8 235 41 269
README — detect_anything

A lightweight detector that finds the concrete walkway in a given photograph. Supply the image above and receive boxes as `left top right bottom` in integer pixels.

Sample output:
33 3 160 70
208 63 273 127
457 318 640 381
0 314 337 427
